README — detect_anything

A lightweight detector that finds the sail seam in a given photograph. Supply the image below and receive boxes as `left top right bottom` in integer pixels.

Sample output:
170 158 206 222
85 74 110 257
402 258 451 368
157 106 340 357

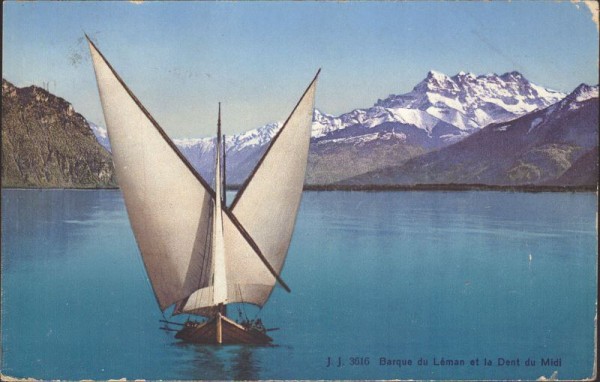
229 68 321 210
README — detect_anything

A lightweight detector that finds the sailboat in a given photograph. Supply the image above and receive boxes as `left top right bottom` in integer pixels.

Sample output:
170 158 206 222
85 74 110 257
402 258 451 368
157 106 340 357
87 36 319 344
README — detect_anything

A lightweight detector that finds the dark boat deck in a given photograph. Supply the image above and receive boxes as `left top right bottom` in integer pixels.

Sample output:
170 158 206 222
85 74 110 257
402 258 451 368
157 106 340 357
175 314 272 345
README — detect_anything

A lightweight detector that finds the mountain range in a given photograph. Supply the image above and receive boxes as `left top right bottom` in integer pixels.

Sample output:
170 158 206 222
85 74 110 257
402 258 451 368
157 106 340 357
3 70 596 189
90 70 574 186
307 71 567 184
342 84 598 186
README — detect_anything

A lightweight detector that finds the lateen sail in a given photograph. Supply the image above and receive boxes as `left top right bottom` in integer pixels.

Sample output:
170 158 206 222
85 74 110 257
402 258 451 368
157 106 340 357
231 72 318 279
88 39 219 310
88 36 319 315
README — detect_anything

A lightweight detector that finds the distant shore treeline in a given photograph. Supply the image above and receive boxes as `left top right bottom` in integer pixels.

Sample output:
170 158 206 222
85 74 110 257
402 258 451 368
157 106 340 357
303 183 597 193
2 184 596 193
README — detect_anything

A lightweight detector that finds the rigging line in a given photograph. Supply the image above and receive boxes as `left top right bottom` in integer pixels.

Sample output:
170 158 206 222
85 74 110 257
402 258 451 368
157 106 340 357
182 202 213 317
196 203 213 292
236 284 244 320
194 213 212 317
175 211 222 319
218 103 222 200
237 305 243 322
160 309 170 323
171 297 185 318
222 134 227 206
253 305 264 320
199 219 211 313
237 283 249 321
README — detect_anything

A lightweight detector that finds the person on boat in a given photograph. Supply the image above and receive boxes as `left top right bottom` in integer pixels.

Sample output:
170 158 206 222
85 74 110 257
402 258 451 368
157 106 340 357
253 318 266 332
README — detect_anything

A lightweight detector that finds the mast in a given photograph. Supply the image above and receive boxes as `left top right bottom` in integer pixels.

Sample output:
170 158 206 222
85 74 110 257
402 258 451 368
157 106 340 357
212 103 228 311
222 132 227 206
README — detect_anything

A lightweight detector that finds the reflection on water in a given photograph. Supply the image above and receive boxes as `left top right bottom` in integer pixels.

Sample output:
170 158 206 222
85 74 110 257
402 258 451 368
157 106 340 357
230 345 261 380
173 342 261 380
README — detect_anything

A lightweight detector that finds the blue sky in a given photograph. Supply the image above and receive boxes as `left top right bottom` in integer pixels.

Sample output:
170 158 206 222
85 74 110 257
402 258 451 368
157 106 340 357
3 1 598 138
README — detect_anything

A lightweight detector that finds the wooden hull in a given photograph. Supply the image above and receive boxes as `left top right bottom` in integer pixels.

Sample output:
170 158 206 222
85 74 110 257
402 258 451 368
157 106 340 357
175 314 272 345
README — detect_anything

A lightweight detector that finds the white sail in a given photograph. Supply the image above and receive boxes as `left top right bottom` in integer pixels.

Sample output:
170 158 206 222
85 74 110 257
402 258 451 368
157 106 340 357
181 71 320 313
231 72 318 279
181 210 277 314
88 39 215 310
89 37 319 315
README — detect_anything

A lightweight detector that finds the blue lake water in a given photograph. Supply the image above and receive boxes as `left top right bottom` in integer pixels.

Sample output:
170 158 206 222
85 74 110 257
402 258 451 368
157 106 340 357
1 189 597 380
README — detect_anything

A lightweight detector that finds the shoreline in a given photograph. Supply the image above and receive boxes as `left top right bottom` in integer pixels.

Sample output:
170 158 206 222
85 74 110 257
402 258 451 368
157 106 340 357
1 184 597 193
303 183 598 193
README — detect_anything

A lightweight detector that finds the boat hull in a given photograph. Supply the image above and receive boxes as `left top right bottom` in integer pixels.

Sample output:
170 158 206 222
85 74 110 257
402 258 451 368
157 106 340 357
175 315 272 345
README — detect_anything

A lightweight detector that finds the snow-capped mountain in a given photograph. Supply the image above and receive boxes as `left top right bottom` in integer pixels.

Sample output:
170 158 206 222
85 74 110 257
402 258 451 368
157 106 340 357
313 70 565 146
343 83 598 187
171 122 282 186
545 83 598 114
382 70 564 126
88 70 568 185
89 121 111 152
88 118 281 184
307 70 566 183
174 122 281 155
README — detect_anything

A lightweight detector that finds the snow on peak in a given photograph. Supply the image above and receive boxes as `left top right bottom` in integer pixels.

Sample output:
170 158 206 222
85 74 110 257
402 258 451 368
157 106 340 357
426 70 450 81
499 71 526 82
87 70 573 162
453 71 476 81
420 70 459 93
88 121 107 138
173 137 213 150
298 70 567 148
572 83 599 102
226 121 282 151
543 83 597 115
312 108 347 138
88 120 111 152
374 70 565 131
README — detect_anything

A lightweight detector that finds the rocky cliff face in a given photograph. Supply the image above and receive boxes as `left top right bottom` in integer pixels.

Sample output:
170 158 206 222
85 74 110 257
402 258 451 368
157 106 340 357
2 79 116 188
